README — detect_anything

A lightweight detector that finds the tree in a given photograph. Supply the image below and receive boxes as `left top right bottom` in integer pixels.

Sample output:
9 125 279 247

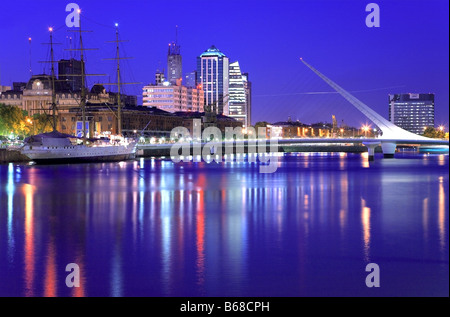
32 113 53 135
0 103 31 137
254 121 270 130
422 126 445 139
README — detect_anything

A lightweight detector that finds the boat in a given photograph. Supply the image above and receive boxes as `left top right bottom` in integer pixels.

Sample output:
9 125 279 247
20 17 137 164
21 131 136 163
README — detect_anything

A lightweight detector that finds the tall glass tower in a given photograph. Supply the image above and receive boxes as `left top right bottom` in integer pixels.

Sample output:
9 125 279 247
228 61 248 126
196 45 229 115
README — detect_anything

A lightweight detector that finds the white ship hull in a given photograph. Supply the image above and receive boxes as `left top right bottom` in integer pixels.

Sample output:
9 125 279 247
20 135 136 164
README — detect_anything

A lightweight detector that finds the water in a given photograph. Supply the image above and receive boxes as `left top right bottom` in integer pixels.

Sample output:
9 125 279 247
0 152 448 297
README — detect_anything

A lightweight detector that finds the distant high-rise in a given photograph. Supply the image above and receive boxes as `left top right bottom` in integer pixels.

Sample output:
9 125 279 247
228 61 248 126
242 72 252 127
389 93 435 135
167 39 182 85
197 45 229 115
185 70 197 88
58 58 84 92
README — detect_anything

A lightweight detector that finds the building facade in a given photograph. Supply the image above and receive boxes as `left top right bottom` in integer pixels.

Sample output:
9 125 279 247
58 58 84 92
185 70 197 88
0 74 137 116
228 61 251 127
0 85 11 93
167 42 182 85
196 46 229 115
389 93 435 135
142 77 204 113
58 105 242 138
268 120 332 138
242 72 251 127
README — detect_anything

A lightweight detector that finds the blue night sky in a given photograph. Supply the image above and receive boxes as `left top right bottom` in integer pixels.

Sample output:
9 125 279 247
0 0 448 128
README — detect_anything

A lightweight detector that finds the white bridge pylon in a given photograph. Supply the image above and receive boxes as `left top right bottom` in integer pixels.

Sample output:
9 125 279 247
300 58 430 141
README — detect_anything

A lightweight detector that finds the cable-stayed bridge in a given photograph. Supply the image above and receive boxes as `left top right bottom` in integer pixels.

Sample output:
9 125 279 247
298 58 448 160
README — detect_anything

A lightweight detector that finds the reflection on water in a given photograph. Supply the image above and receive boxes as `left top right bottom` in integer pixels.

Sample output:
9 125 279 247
0 153 448 297
439 176 446 254
361 199 371 263
24 183 35 297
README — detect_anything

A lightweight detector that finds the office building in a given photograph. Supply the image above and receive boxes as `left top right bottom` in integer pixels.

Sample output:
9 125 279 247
58 58 84 92
228 61 248 126
142 75 204 113
389 93 435 135
167 41 182 85
242 72 251 127
197 45 229 115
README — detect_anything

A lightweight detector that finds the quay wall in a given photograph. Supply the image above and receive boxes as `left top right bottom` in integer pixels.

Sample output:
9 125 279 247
0 149 30 163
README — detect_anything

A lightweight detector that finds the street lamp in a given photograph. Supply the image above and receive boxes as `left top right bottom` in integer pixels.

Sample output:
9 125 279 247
362 125 370 138
26 118 34 135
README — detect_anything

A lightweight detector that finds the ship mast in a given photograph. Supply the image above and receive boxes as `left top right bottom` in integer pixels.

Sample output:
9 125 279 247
79 15 87 143
115 24 122 136
38 28 61 131
102 24 139 137
49 27 57 131
66 9 105 143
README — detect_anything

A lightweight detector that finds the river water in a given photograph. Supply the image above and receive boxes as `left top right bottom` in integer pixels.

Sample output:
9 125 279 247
0 152 448 297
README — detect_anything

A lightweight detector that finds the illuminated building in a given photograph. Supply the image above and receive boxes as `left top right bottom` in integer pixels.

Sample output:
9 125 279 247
228 61 250 127
196 45 229 115
142 75 204 113
0 76 137 116
167 41 182 85
58 104 241 138
389 93 435 135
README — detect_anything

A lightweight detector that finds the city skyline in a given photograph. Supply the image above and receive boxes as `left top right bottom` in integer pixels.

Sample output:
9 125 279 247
0 0 448 129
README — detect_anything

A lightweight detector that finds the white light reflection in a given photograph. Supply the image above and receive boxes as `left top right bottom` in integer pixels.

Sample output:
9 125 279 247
110 244 123 297
161 190 172 295
438 176 446 254
422 197 429 242
7 163 15 263
361 152 369 168
361 198 371 263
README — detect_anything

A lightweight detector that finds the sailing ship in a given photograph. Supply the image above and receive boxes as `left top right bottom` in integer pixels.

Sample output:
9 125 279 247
20 17 136 163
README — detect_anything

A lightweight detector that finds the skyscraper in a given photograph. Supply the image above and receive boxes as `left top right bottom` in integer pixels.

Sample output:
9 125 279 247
242 72 252 127
228 61 248 126
167 40 182 85
58 58 84 92
389 93 435 135
197 45 229 115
